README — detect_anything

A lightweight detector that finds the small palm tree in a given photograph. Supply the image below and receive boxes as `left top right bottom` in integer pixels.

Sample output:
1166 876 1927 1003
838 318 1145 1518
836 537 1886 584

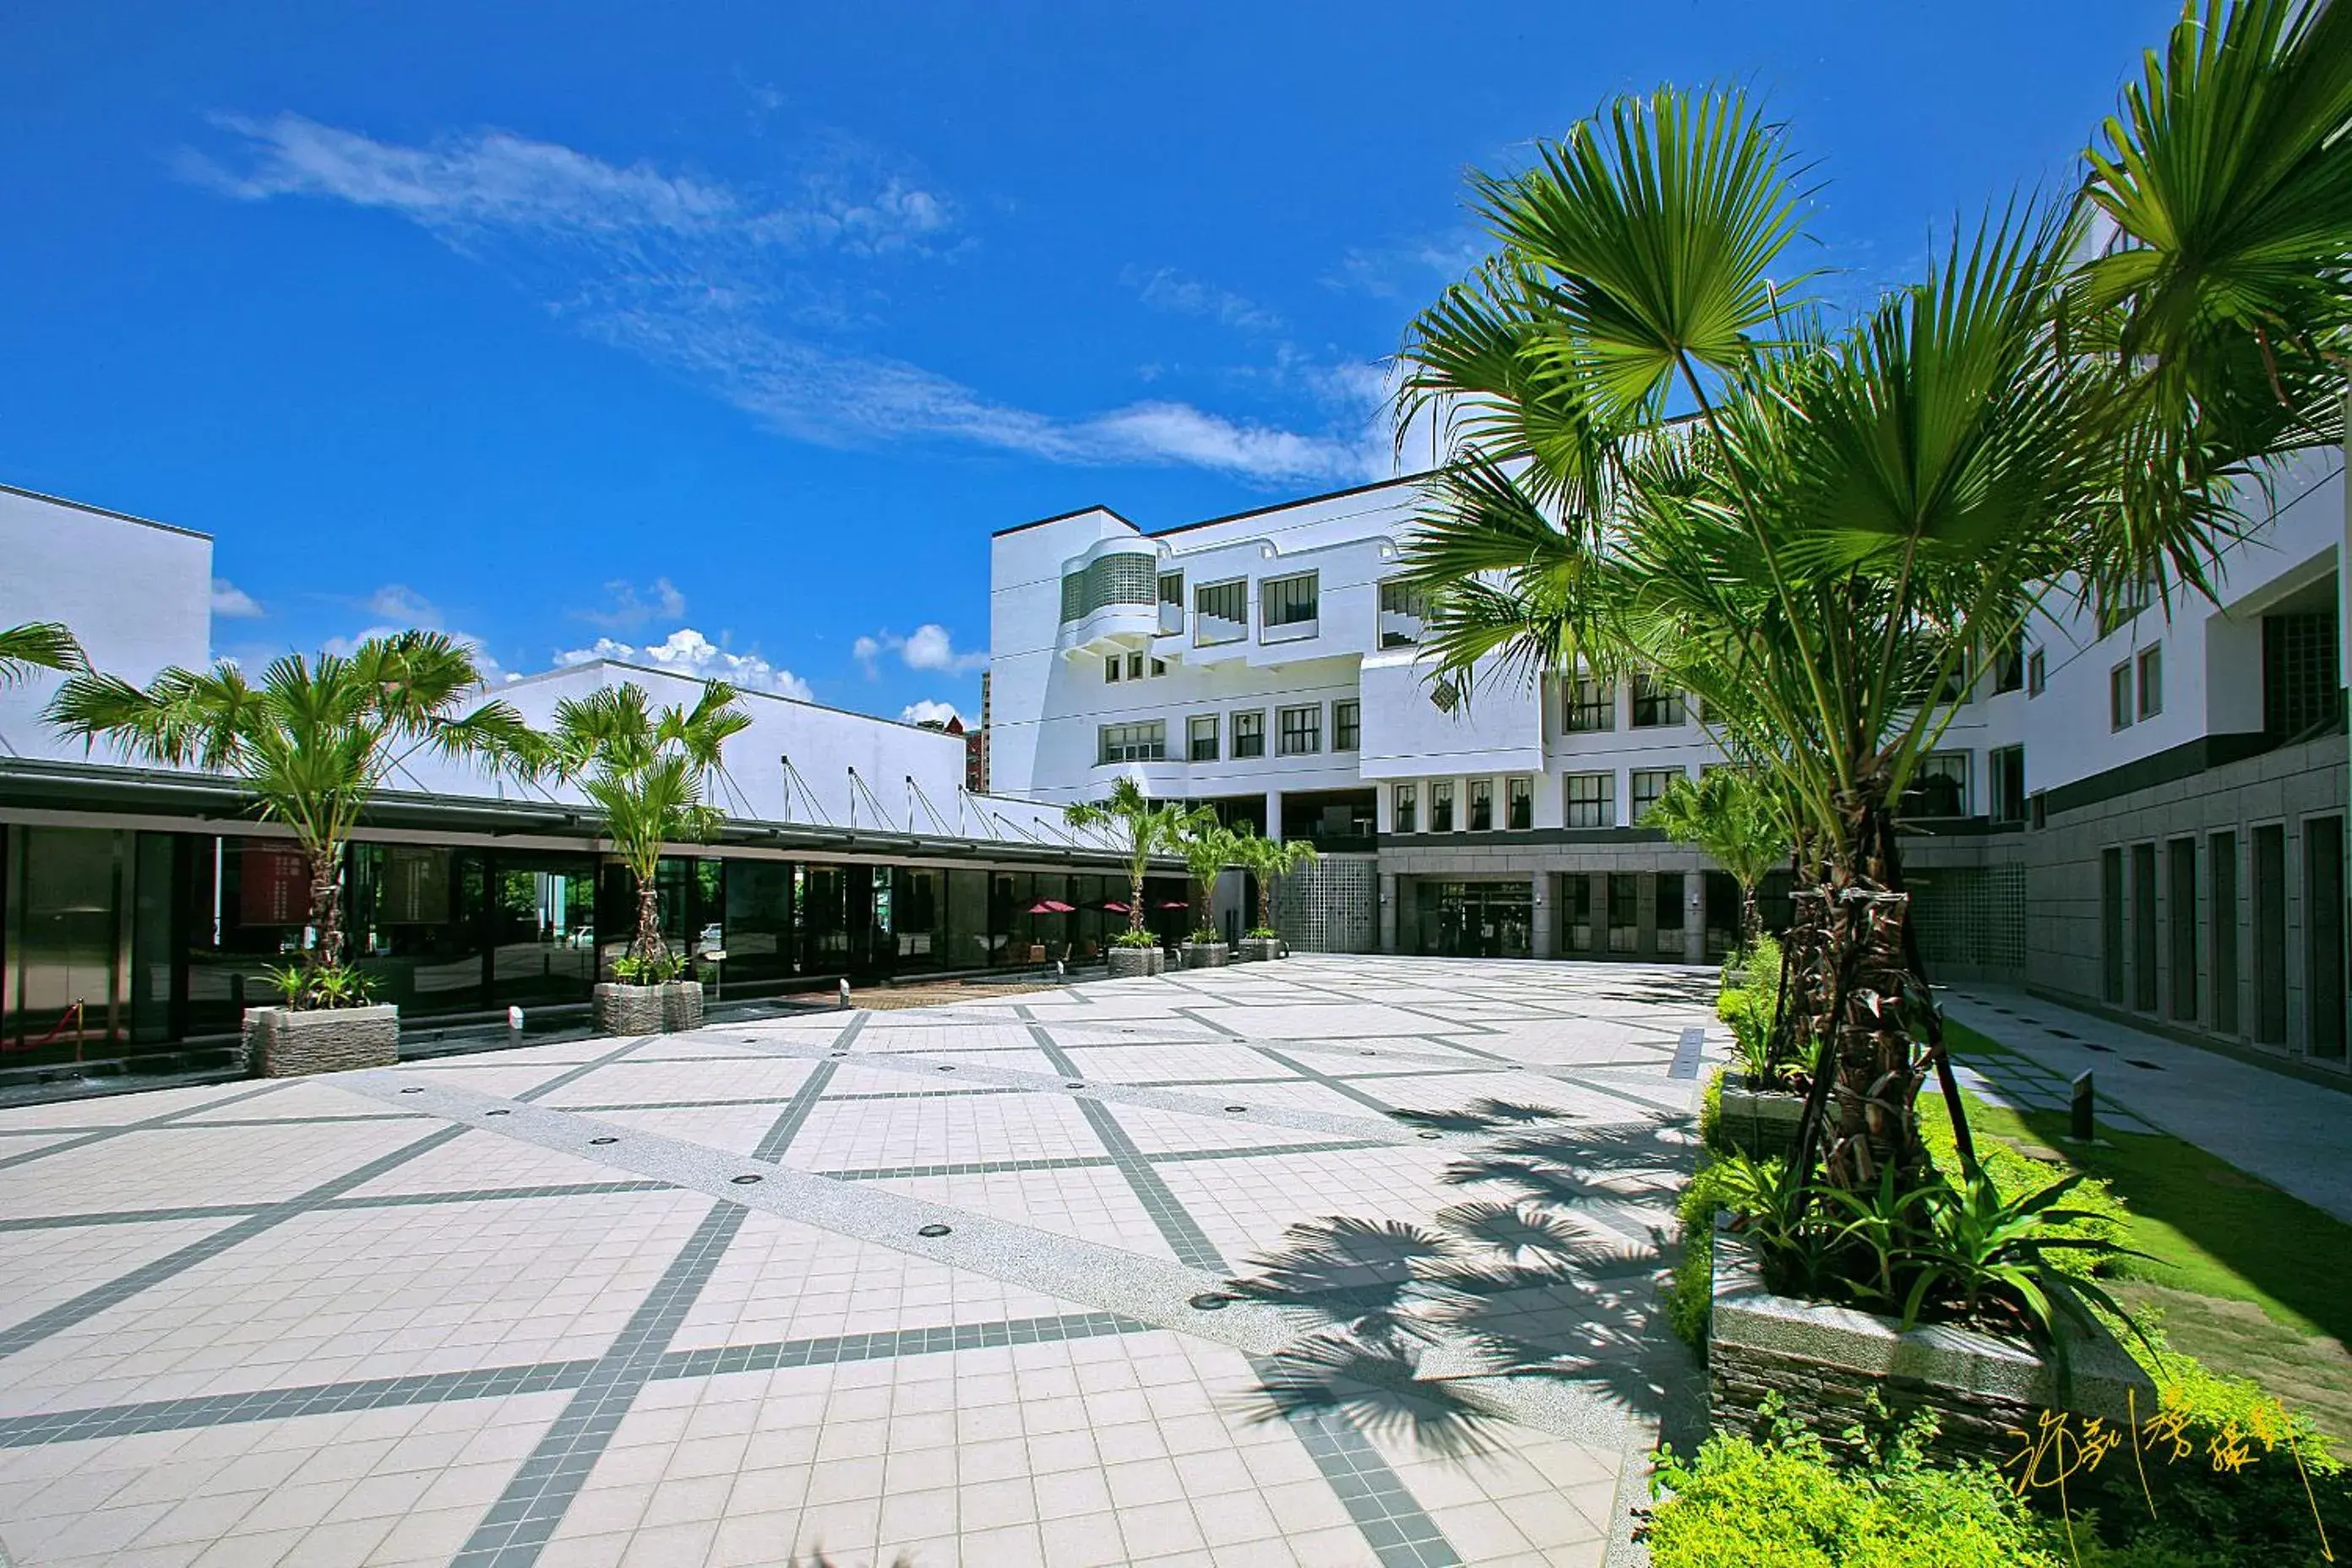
536 682 752 977
1177 814 1242 941
1064 778 1193 945
48 633 527 984
1643 769 1790 949
1232 829 1319 937
0 622 85 685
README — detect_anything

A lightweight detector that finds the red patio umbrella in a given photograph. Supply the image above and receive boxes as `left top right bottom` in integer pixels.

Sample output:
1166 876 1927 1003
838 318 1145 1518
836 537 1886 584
1152 898 1189 910
1026 898 1076 914
1096 900 1131 915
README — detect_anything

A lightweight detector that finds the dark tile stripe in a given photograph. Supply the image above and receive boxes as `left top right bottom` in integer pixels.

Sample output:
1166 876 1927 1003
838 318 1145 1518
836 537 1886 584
1669 1027 1706 1080
655 1310 1149 1380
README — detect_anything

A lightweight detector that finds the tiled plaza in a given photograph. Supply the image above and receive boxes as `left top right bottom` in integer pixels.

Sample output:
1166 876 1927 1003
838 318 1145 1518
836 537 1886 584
0 957 1714 1568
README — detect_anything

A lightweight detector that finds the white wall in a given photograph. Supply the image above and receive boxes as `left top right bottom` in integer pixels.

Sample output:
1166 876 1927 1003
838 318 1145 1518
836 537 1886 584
0 484 212 763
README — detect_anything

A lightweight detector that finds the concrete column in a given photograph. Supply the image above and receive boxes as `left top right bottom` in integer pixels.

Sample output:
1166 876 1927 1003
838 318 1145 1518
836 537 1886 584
1379 873 1400 954
1685 869 1707 965
1265 788 1282 842
1528 873 1552 959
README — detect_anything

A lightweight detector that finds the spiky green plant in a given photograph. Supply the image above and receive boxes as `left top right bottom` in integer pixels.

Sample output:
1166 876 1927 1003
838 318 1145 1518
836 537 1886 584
1063 776 1192 942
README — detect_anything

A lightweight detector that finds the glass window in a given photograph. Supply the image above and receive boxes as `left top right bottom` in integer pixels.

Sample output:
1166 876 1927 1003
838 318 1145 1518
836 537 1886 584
1187 715 1218 763
1331 700 1360 751
1125 652 1145 681
2027 648 2047 697
1158 573 1183 607
2137 644 2164 720
1432 780 1456 832
1104 656 1120 683
1097 721 1166 764
1260 572 1319 636
1232 710 1265 759
1657 872 1686 954
1631 673 1685 728
2110 662 2134 730
1468 779 1494 830
1631 767 1682 823
1905 753 1969 818
1566 678 1614 732
1394 783 1418 834
1506 776 1533 830
1378 580 1426 647
1150 657 1167 678
1994 636 2024 694
1195 579 1247 645
1565 772 1614 828
1990 745 2026 824
1277 704 1321 755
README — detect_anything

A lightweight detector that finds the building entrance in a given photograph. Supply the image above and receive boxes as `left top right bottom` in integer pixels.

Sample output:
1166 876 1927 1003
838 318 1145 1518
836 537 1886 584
1412 880 1532 959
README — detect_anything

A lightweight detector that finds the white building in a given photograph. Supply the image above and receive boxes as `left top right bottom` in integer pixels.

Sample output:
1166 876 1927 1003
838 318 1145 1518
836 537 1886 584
986 455 2351 1074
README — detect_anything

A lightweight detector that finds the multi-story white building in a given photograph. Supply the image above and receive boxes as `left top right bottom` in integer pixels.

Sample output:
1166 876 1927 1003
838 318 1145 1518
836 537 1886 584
986 454 2351 1075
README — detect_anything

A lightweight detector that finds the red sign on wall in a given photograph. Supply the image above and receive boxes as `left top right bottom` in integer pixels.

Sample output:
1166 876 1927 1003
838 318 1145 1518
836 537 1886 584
238 841 311 927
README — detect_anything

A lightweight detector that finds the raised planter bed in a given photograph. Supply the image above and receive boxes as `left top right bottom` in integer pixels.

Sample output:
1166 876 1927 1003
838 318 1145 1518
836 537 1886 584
1707 1229 2153 1462
1715 1080 1805 1159
1239 936 1285 963
244 1004 400 1077
1106 947 1167 979
1181 941 1228 970
592 981 705 1036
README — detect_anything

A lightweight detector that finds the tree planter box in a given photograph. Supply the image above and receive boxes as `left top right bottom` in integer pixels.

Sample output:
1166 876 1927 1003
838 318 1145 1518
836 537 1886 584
1715 1082 1806 1159
1239 937 1285 963
244 1004 399 1078
1106 947 1166 979
1707 1229 2153 1462
593 981 705 1036
1181 942 1228 970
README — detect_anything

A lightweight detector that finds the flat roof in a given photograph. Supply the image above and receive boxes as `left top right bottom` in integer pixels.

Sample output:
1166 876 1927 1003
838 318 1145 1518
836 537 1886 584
989 503 1141 540
1147 470 1434 537
0 480 210 541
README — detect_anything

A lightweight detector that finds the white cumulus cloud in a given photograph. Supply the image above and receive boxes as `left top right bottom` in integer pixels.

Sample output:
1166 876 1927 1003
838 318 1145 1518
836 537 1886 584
899 699 963 728
326 584 504 681
555 628 813 700
853 623 987 678
210 578 264 618
573 576 687 633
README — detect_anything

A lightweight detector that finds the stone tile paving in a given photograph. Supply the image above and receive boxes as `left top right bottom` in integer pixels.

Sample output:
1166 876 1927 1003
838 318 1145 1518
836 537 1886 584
0 956 1717 1567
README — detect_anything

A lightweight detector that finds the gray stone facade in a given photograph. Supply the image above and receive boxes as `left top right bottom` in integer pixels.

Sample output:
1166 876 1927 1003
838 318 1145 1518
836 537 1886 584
591 982 705 1036
243 1004 400 1077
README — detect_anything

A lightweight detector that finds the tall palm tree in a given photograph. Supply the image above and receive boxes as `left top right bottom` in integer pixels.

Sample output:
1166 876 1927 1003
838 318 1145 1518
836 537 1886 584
1177 814 1242 939
1232 829 1319 936
536 681 752 972
1395 81 2252 1192
1064 777 1193 944
0 622 85 685
48 633 527 981
1643 768 1789 949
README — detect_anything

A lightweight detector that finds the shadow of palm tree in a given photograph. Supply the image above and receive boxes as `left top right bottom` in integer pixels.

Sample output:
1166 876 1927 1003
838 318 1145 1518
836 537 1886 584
1389 1097 1567 1134
1244 1331 1521 1461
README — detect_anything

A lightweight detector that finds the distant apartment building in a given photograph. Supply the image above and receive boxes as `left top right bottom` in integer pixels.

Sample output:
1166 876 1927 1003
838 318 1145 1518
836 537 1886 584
987 455 2350 1074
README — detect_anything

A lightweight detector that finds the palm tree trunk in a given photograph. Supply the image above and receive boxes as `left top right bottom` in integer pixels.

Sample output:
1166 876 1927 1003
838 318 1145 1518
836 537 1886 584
634 878 664 963
1129 860 1146 937
1739 881 1761 950
1257 876 1272 931
307 849 345 971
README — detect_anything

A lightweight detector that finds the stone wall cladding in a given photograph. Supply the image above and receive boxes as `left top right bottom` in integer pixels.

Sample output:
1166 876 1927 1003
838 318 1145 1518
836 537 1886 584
1713 1085 1803 1159
247 1004 400 1077
1181 942 1228 969
1106 948 1166 979
1708 1231 2153 1462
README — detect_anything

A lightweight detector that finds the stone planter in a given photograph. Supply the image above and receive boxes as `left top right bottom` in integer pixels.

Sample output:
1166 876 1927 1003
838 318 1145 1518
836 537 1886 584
593 981 705 1036
1239 936 1284 963
244 1004 399 1078
1181 941 1228 970
1106 946 1167 979
1707 1229 2153 1461
1715 1081 1806 1158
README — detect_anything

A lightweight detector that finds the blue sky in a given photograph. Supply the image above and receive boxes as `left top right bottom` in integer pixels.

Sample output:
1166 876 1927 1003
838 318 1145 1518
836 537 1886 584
2 0 2183 727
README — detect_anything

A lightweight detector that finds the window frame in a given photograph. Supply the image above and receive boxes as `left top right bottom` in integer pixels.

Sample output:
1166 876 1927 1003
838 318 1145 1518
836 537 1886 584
1193 578 1248 646
1505 776 1533 831
1630 673 1685 729
1230 709 1266 760
1467 778 1494 831
1376 579 1426 648
1989 744 2026 825
1905 751 1971 819
1565 678 1615 732
1276 703 1322 756
1393 782 1418 834
2137 644 2164 721
1097 721 1167 765
1103 656 1121 683
1630 767 1683 824
1331 699 1361 752
1259 571 1320 644
2110 662 2134 731
1187 714 1219 764
1565 771 1614 829
1431 779 1456 833
2027 647 2047 698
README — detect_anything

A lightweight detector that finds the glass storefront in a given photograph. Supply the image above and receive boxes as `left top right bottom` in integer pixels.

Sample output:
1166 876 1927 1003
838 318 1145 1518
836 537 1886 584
1411 880 1533 959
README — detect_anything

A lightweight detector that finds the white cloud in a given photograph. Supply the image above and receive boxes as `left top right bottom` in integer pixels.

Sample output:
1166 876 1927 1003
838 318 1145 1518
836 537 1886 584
1123 265 1283 332
555 628 814 700
210 578 264 618
573 576 687 633
325 583 504 682
853 623 987 678
192 115 1389 486
899 699 963 727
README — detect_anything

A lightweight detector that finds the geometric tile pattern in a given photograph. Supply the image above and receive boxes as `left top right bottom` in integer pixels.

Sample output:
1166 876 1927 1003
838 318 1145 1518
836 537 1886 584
0 956 1716 1567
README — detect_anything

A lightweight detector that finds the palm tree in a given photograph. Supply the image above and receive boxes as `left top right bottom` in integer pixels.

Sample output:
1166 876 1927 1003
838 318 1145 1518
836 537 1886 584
1064 777 1192 945
1395 82 2253 1192
1232 829 1319 937
0 622 85 685
48 633 527 983
1643 768 1789 950
1177 814 1242 940
536 681 751 974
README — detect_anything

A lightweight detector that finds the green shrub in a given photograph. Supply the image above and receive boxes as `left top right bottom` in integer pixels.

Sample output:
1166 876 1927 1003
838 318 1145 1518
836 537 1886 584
1666 1154 1740 1347
1718 935 1785 1082
1918 1101 2131 1283
1645 1396 2065 1567
1698 1068 1725 1153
